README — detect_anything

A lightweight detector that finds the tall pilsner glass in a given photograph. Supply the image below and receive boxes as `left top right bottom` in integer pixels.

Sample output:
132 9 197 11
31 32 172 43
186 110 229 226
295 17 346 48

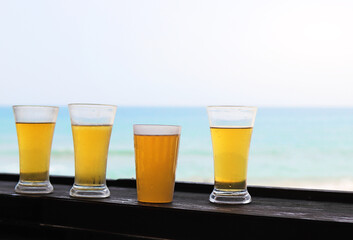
69 104 117 198
207 106 257 204
13 105 59 194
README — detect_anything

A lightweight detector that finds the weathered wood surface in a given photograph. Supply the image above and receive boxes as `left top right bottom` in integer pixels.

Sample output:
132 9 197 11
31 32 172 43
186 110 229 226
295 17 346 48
0 175 352 239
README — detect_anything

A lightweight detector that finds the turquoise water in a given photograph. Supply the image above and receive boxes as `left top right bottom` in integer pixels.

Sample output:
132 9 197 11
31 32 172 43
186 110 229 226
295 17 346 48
1 106 353 189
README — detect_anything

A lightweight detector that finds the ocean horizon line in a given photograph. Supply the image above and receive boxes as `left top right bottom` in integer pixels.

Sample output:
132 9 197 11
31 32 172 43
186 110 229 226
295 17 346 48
2 104 353 109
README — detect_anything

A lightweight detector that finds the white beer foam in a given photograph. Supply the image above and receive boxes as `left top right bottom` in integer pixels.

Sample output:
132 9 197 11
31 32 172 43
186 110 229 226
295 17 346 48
133 124 181 135
13 105 59 123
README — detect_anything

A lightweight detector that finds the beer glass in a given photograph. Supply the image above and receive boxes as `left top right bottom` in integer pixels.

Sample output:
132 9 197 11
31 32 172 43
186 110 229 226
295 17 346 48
69 104 117 198
134 124 181 203
207 106 257 204
13 105 59 194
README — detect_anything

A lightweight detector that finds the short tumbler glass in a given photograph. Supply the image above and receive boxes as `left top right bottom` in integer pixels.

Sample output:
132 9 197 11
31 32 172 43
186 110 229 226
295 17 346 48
69 103 117 198
207 106 257 204
134 124 181 203
13 105 59 194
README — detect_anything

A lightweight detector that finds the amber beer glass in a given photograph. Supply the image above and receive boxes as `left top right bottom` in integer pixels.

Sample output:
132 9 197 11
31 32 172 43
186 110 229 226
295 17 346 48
134 125 181 203
13 105 59 194
69 104 117 198
207 106 257 204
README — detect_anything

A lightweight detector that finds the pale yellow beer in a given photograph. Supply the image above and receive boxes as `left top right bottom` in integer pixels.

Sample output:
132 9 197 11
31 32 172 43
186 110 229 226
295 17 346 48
69 103 116 198
134 134 180 203
16 122 56 182
210 127 253 191
208 106 256 204
72 125 113 186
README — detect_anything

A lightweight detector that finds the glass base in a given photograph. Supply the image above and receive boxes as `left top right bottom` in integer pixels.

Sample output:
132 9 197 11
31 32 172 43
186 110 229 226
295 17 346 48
70 184 110 198
209 189 251 204
15 180 53 194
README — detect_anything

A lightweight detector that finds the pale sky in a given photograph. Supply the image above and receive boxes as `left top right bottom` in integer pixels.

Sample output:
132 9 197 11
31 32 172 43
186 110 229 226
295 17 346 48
1 0 353 107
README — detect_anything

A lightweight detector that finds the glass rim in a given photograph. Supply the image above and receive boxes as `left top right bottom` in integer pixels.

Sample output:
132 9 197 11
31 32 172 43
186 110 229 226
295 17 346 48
133 124 181 128
207 105 257 110
12 105 59 109
68 103 117 108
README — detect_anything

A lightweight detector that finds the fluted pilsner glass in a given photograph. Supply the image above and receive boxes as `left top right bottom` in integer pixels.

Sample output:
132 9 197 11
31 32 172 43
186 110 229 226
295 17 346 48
134 124 181 203
13 105 59 194
207 106 257 204
69 104 117 198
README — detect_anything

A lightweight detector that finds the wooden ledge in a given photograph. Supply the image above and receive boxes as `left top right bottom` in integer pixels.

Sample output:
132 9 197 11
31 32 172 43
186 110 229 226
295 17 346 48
0 174 352 239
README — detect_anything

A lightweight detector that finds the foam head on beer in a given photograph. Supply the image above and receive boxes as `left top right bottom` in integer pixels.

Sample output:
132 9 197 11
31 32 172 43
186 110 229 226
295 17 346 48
133 124 182 136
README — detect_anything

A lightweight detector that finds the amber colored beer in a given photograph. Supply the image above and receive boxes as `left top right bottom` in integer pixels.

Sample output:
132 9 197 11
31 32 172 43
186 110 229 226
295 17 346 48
134 134 180 203
16 122 56 182
210 127 253 191
71 125 113 186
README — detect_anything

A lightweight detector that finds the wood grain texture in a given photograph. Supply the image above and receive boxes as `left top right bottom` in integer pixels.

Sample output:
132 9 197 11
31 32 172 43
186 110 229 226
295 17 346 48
0 175 352 239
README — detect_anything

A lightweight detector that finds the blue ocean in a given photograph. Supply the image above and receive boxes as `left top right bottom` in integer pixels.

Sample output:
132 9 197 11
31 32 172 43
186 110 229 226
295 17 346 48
1 106 353 191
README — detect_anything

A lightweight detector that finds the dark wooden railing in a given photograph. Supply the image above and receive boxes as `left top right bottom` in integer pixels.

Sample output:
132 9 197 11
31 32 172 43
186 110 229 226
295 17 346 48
0 173 352 239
